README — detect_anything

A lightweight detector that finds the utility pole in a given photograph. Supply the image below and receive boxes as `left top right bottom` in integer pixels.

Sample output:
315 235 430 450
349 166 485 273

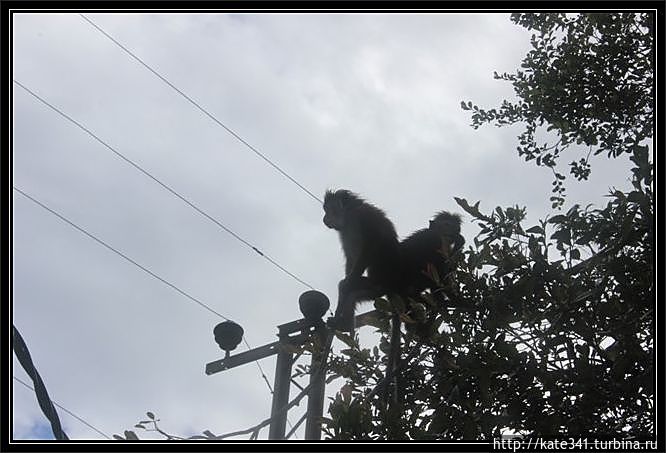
206 290 329 440
304 319 327 440
205 291 379 440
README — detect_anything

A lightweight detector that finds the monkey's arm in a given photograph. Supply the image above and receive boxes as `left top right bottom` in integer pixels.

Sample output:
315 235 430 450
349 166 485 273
346 246 369 280
453 234 465 255
439 234 465 260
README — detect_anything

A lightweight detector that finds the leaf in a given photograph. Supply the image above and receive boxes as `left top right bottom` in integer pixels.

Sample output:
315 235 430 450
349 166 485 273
627 191 644 203
362 311 384 329
495 206 505 220
124 430 139 440
427 409 448 434
340 348 355 357
550 228 571 243
326 373 341 384
333 331 356 348
454 197 486 220
620 210 636 238
398 312 416 324
146 411 155 420
373 297 391 313
576 343 590 357
390 294 406 313
464 418 477 439
566 204 580 216
548 215 567 224
454 196 472 212
526 225 544 234
424 263 441 285
449 385 461 403
340 384 353 402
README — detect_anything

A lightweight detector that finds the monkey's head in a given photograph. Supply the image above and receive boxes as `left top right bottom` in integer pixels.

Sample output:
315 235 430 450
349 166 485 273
429 211 462 236
322 189 363 230
430 211 465 253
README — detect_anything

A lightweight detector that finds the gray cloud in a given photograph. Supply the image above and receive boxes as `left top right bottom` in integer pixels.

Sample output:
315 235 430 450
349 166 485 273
11 12 632 440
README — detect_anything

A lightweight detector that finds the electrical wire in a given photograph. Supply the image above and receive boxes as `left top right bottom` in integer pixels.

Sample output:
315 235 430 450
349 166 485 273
79 13 323 205
13 75 313 437
17 17 330 434
12 80 315 292
14 186 231 319
12 186 275 406
13 376 112 440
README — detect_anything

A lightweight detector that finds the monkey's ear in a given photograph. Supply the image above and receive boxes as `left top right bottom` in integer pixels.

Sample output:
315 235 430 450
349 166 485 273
336 189 351 205
324 189 336 205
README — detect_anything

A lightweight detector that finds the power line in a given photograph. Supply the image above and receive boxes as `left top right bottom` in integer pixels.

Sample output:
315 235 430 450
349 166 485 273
13 79 315 292
14 186 231 320
12 186 276 397
13 376 112 440
19 16 325 435
14 77 307 436
79 13 323 205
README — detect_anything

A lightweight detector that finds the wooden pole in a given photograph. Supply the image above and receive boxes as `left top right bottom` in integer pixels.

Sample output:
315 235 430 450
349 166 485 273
268 345 292 440
304 323 327 440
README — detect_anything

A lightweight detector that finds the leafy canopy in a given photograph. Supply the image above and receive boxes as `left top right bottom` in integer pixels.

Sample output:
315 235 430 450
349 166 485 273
461 13 653 208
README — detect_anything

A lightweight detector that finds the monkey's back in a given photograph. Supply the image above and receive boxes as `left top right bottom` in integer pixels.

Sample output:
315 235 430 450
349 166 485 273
353 203 404 291
400 228 447 292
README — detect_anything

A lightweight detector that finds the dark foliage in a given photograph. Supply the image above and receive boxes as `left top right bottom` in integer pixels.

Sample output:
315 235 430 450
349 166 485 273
461 13 653 209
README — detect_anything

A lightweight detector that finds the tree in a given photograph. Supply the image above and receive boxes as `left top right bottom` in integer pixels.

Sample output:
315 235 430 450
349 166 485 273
461 12 653 209
322 12 654 441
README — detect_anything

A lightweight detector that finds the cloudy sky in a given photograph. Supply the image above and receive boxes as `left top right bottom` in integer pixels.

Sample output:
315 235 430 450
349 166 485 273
11 11 635 441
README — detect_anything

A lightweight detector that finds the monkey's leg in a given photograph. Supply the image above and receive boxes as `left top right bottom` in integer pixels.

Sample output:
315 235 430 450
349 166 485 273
329 277 384 332
328 279 356 332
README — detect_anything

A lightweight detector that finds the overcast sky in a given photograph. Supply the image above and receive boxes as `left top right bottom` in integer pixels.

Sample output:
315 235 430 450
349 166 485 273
11 12 636 441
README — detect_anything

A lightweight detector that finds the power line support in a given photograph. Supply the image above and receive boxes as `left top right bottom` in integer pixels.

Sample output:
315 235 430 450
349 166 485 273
268 330 294 439
206 291 333 440
304 321 327 440
205 292 382 440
